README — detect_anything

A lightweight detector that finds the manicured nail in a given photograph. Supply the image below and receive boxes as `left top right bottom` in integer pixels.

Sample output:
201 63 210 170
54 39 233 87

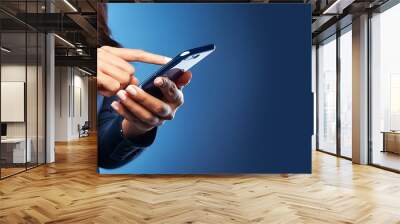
111 101 119 111
164 57 172 63
154 77 163 86
117 90 127 101
132 77 139 85
126 85 137 96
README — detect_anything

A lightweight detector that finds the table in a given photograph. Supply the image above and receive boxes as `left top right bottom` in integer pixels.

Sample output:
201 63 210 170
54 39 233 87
381 131 400 154
1 138 31 163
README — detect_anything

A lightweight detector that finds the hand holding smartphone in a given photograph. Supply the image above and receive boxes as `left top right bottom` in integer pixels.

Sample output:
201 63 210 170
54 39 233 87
140 44 216 98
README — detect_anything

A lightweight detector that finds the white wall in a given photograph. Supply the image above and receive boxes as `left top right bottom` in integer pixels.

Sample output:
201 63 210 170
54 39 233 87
1 65 38 137
54 67 89 141
72 73 89 138
55 66 69 141
1 63 46 164
1 65 27 141
1 65 26 139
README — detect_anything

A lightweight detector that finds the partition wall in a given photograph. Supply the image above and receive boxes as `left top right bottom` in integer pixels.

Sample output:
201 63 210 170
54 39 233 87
0 0 47 179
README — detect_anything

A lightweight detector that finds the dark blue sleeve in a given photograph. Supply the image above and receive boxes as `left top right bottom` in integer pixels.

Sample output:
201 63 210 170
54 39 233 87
98 96 157 169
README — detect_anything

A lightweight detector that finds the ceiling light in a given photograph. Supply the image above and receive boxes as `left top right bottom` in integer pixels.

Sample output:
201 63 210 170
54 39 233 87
322 0 354 15
1 47 11 53
78 68 93 76
54 34 75 48
76 48 86 56
63 0 78 12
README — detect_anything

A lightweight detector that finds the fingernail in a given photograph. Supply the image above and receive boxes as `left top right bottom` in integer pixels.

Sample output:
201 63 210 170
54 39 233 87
117 90 127 101
132 77 139 85
126 85 137 96
164 57 172 63
111 101 119 110
154 77 163 86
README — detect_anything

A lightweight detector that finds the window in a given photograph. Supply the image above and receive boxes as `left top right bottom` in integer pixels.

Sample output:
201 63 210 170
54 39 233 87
317 36 337 154
0 1 47 179
370 2 400 171
339 28 352 158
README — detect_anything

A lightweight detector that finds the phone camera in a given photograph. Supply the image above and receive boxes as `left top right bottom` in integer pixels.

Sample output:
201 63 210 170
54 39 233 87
185 54 200 60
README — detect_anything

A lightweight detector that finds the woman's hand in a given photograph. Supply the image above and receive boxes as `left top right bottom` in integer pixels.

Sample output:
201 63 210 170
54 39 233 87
111 72 192 138
97 46 170 96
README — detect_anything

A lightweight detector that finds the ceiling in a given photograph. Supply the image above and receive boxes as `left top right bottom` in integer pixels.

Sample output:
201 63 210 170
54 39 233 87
311 0 391 43
0 0 97 74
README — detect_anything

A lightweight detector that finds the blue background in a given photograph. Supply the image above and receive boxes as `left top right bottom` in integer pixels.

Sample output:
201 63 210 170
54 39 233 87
100 3 312 174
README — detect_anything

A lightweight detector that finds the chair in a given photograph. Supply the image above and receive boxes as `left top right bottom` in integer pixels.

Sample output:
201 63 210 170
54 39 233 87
78 121 90 138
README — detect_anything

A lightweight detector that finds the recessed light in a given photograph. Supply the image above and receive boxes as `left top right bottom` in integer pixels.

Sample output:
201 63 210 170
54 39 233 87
54 34 75 48
1 47 11 53
63 0 78 12
78 68 93 76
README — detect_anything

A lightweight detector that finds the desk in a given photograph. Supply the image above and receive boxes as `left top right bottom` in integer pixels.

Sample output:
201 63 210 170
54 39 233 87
1 138 31 163
382 131 400 154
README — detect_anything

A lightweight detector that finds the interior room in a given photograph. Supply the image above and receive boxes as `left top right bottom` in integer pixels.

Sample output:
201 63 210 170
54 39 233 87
0 0 96 179
0 0 400 223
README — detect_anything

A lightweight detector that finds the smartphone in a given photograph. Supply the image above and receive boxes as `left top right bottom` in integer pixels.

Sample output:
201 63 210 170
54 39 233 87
140 44 216 98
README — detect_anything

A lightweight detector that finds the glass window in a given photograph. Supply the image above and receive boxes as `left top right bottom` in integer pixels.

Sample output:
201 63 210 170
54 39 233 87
1 15 28 177
371 3 400 171
318 36 337 154
0 1 46 179
339 28 352 158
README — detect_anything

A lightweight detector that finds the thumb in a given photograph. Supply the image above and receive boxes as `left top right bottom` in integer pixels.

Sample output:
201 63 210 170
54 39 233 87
175 71 192 89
